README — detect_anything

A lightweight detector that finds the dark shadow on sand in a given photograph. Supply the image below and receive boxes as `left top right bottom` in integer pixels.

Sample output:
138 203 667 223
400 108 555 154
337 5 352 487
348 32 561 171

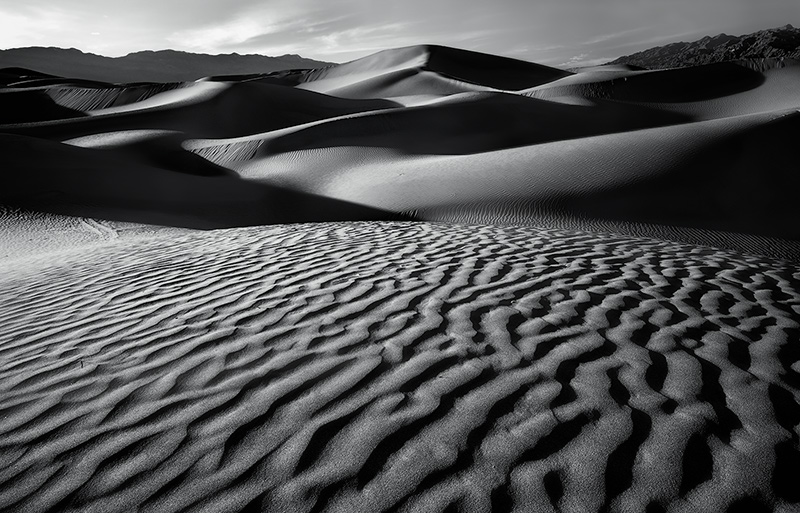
0 81 401 141
605 62 766 103
0 133 408 229
565 111 800 242
262 93 692 157
0 90 87 123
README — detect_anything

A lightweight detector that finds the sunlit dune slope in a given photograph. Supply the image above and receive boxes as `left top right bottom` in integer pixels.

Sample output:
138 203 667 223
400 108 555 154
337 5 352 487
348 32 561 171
2 45 799 259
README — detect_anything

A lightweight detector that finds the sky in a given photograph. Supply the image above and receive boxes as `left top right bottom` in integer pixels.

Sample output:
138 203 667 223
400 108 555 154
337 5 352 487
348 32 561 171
0 0 797 66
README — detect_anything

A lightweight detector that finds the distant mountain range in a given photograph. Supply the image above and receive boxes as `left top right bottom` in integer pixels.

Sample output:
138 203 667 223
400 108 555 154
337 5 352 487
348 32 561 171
0 47 332 83
608 24 800 69
3 24 799 84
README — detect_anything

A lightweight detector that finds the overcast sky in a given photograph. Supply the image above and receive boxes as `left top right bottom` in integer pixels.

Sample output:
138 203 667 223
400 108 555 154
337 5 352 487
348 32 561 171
0 0 797 66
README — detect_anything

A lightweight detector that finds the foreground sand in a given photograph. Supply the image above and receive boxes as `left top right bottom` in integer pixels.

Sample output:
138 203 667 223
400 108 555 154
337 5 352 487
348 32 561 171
1 222 799 513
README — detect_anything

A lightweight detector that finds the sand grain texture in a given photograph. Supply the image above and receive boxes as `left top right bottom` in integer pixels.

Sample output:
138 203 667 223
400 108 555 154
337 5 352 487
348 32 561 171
1 223 800 513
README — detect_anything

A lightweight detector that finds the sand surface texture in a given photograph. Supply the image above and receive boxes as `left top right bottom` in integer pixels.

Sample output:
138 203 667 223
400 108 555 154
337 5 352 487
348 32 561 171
1 45 800 512
2 223 800 513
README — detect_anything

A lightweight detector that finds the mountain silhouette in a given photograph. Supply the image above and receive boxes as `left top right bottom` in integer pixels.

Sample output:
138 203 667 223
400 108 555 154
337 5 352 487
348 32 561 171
0 47 332 83
608 24 800 69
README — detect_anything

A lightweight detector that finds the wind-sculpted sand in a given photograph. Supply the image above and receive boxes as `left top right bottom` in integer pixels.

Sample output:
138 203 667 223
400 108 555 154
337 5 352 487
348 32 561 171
1 223 799 513
2 46 800 256
1 43 800 512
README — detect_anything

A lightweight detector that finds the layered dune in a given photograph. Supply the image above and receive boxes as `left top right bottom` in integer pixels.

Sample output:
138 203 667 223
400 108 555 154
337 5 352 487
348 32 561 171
1 43 800 513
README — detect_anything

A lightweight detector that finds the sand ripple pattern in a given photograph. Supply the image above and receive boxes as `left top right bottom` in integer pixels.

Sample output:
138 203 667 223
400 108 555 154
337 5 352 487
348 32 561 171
45 83 186 112
1 222 799 513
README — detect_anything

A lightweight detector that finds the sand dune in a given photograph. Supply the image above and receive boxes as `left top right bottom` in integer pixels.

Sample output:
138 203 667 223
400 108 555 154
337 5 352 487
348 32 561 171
0 132 400 228
529 61 800 120
187 107 800 259
535 62 767 103
2 42 800 513
226 92 688 156
1 78 398 140
297 45 572 96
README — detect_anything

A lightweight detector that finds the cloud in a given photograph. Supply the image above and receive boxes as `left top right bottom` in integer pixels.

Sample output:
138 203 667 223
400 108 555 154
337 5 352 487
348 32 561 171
220 15 357 51
580 26 650 46
243 21 425 61
555 53 611 68
558 54 615 68
168 18 286 51
1 0 799 64
163 1 307 52
566 53 589 63
0 6 81 48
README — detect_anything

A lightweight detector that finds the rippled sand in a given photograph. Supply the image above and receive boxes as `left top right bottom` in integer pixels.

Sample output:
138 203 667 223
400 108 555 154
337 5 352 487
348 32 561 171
2 223 799 512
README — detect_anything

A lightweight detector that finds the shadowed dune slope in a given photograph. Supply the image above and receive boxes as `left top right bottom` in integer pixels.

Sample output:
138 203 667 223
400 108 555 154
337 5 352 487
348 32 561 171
575 62 767 103
0 67 62 86
44 82 188 112
567 113 800 241
191 107 800 259
528 61 800 120
2 43 800 261
0 89 87 123
0 134 401 228
323 68 494 101
0 81 399 140
250 92 689 156
1 222 799 513
424 45 575 90
297 45 572 95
